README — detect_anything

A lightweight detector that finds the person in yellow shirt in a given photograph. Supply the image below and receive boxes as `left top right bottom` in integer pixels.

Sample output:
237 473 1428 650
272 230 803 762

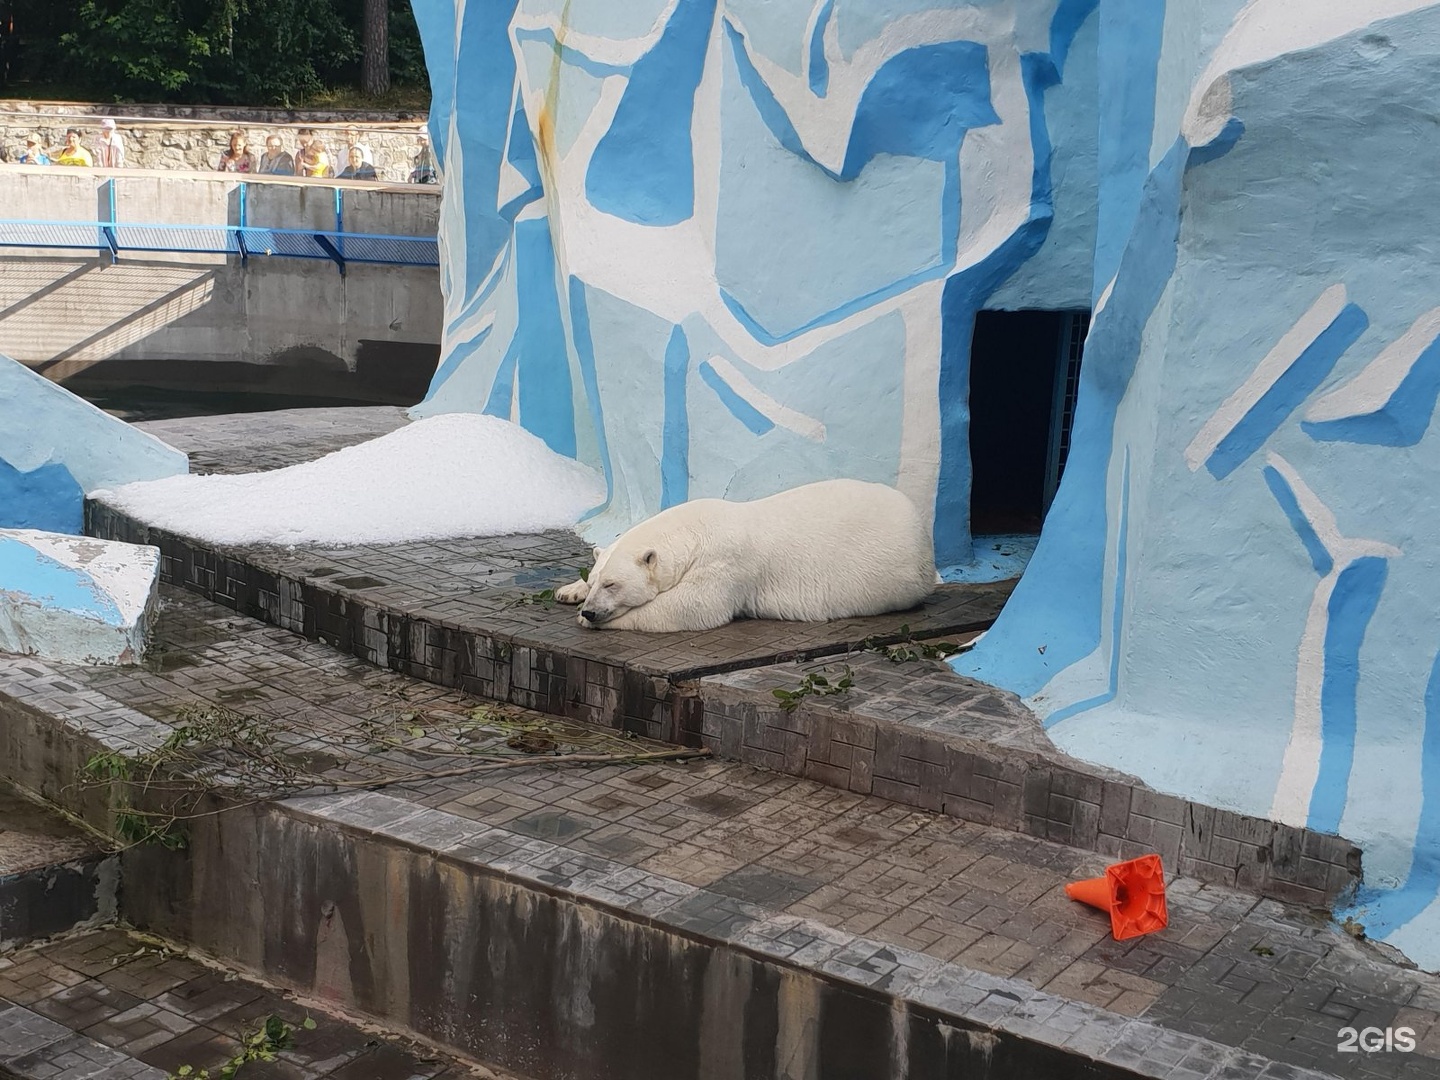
53 129 93 167
293 128 331 178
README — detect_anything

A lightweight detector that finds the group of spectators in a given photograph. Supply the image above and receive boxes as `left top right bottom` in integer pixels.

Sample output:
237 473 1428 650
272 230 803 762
11 119 438 184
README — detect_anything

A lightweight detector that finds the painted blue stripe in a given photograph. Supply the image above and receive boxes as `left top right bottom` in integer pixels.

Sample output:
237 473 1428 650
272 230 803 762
1048 0 1099 73
1359 648 1440 932
0 457 84 534
1206 303 1369 480
1187 117 1245 169
1262 464 1334 577
951 138 1188 696
585 0 717 226
932 52 1058 569
698 359 775 436
1045 448 1131 729
0 538 123 623
807 0 834 97
1093 0 1166 297
512 26 633 77
409 0 460 167
661 326 691 508
718 258 950 347
427 322 495 403
1304 332 1440 448
567 278 614 523
481 329 517 418
513 219 576 457
1307 555 1389 834
724 19 834 177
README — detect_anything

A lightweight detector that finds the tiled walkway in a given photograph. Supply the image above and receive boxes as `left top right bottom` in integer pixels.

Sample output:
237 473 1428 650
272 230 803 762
0 928 502 1079
4 588 1440 1078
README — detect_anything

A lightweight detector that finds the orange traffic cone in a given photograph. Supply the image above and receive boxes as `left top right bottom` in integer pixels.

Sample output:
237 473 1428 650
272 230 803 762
1065 854 1168 941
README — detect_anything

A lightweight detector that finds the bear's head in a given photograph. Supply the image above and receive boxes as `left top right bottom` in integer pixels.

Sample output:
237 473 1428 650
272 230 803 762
578 546 661 627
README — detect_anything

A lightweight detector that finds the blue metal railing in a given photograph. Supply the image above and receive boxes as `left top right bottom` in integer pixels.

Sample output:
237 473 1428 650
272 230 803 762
0 179 439 275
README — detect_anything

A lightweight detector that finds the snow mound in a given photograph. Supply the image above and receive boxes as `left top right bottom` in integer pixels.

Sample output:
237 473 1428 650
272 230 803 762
94 414 606 547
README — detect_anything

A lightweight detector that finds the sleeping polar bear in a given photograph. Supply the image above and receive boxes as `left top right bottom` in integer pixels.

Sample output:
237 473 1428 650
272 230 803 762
555 479 936 632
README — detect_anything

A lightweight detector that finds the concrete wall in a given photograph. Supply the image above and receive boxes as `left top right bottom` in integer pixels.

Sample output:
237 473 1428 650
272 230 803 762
0 167 443 401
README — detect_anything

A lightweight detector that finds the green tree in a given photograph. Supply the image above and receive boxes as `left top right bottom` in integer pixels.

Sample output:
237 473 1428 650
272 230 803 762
55 0 356 105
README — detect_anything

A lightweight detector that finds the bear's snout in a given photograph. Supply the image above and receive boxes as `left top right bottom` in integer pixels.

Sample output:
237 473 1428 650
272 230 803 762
580 608 600 624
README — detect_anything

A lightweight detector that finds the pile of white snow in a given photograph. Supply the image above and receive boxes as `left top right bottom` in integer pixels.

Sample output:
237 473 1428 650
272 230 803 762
93 414 606 547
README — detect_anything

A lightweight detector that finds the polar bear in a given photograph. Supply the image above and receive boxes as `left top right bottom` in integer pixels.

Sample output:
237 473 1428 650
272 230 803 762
555 479 937 632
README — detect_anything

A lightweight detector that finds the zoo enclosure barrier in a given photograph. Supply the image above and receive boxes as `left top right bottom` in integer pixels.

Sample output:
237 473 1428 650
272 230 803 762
0 178 440 275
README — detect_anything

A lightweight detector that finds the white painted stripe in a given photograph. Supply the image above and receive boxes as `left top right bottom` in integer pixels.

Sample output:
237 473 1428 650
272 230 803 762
954 41 1032 273
1183 284 1348 472
510 0 683 67
704 356 826 441
1306 306 1440 423
1264 453 1400 564
1264 453 1399 825
1270 573 1334 827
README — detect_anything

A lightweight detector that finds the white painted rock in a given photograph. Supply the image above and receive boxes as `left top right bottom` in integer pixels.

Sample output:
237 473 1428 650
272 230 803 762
0 529 161 665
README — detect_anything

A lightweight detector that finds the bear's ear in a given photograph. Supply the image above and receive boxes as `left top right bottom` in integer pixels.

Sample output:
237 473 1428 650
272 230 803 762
639 549 657 568
592 547 604 563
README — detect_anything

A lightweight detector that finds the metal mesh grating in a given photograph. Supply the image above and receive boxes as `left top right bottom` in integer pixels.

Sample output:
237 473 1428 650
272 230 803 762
0 222 104 248
110 225 239 254
1053 310 1090 481
0 220 439 267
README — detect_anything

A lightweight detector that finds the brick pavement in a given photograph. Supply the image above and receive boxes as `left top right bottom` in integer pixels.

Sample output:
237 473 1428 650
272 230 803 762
86 504 1009 744
1 588 1438 1078
698 656 1360 910
0 928 500 1079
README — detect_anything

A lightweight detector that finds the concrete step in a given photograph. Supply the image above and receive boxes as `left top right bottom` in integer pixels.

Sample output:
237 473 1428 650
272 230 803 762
85 497 1010 746
84 496 1362 916
0 927 502 1080
0 783 115 951
2 588 1437 1079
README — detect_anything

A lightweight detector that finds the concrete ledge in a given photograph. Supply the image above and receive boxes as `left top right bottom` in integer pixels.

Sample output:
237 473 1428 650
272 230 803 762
0 530 160 665
84 501 1009 743
114 790 1332 1080
697 658 1362 910
6 598 1432 1080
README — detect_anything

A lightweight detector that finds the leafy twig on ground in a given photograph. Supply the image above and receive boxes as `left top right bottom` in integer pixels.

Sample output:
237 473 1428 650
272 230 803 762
773 665 855 712
168 1013 317 1080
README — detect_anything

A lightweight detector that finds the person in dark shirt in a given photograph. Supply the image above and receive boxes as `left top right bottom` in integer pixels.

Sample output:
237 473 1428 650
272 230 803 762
336 145 377 181
255 134 294 175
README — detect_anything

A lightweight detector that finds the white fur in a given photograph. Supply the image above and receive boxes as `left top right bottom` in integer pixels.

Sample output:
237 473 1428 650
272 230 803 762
557 479 937 632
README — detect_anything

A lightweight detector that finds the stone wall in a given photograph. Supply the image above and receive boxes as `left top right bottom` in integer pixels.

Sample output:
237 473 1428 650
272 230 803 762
0 103 431 184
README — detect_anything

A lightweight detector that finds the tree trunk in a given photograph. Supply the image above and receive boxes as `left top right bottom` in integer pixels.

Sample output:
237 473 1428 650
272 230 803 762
362 0 390 97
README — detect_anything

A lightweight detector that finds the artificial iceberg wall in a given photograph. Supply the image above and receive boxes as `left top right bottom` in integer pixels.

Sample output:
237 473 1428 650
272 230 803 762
0 356 187 534
409 0 1100 568
412 0 1440 971
955 2 1440 971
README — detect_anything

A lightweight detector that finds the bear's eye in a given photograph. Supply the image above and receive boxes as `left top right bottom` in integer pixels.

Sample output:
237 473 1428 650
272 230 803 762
603 582 618 590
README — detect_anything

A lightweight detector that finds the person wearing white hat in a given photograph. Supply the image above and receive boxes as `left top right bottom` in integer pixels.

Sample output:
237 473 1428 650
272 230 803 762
17 134 49 165
94 118 125 169
408 131 436 184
